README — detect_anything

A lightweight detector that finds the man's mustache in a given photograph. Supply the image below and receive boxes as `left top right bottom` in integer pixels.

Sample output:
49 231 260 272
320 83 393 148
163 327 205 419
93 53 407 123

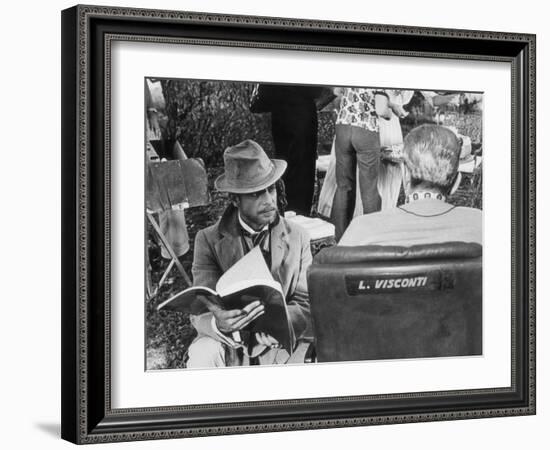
259 207 276 213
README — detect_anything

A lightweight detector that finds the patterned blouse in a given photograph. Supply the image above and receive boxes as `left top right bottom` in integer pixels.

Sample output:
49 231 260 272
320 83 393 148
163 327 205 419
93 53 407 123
336 88 385 132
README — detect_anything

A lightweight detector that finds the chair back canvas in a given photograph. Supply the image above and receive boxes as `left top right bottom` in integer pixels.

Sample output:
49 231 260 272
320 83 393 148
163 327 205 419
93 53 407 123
146 159 208 213
308 243 482 362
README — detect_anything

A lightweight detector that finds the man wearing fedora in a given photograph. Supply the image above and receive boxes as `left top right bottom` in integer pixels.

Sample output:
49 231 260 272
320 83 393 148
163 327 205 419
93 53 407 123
186 139 313 367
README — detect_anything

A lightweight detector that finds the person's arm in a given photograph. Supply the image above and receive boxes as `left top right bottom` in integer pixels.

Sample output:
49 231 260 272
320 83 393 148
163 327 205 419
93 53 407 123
333 87 345 97
286 228 313 341
189 230 264 344
189 229 226 341
387 92 409 118
189 302 264 348
373 91 392 120
432 93 459 107
389 102 408 118
191 229 220 290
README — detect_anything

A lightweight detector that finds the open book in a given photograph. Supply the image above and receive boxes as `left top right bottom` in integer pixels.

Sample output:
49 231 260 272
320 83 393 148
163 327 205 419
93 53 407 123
157 247 293 353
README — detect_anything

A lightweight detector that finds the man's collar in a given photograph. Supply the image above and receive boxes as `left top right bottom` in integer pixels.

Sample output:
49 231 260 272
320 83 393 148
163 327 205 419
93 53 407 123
398 197 456 217
406 190 446 203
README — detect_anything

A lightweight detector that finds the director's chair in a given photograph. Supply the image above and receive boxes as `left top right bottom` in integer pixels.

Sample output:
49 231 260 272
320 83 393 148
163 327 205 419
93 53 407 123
146 158 209 298
307 242 482 362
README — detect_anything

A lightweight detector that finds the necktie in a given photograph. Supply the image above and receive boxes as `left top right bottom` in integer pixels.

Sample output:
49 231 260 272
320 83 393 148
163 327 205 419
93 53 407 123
241 228 271 269
242 228 269 251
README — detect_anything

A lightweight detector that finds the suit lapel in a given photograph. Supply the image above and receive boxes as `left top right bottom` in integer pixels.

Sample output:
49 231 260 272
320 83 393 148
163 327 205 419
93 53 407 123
270 219 289 287
215 205 245 272
215 234 244 272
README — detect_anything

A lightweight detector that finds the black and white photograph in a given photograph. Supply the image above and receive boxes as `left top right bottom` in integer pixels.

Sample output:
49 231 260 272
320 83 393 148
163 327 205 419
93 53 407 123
145 78 484 370
55 2 537 446
2 0 545 446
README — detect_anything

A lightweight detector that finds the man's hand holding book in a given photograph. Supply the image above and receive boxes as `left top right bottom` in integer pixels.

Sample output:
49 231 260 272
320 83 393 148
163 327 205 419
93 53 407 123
213 300 265 334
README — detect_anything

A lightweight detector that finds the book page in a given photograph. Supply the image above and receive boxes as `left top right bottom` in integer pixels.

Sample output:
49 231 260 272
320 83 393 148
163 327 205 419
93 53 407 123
215 247 279 296
156 285 219 313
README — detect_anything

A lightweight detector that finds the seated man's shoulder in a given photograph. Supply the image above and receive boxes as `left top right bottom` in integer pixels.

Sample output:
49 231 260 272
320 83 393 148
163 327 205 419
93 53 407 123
194 219 223 244
455 205 482 214
354 209 398 224
200 220 220 234
338 208 407 245
453 205 483 221
281 217 310 242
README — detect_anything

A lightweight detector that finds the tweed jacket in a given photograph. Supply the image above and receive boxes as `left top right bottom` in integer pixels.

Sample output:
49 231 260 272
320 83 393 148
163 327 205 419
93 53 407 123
189 205 312 347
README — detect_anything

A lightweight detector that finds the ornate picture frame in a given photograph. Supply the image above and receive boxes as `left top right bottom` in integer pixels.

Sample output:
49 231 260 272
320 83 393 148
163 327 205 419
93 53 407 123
61 4 535 444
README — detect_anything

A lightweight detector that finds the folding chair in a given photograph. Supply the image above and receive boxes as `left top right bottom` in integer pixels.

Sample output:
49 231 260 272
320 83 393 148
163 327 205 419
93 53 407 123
146 158 209 298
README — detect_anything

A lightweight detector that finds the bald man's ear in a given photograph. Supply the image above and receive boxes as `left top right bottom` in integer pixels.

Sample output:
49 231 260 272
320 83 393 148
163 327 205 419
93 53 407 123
449 172 462 196
402 165 412 195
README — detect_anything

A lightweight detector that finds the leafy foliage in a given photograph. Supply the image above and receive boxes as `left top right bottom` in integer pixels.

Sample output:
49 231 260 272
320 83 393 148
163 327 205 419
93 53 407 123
160 79 274 165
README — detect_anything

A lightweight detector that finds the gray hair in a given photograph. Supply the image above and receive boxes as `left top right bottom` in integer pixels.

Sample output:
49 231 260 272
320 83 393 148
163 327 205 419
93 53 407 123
403 124 461 189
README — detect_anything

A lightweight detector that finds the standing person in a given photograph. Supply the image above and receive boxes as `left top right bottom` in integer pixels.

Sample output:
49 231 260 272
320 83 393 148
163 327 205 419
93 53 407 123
339 124 481 247
331 88 391 240
377 89 414 210
187 140 312 368
319 89 414 218
250 84 322 216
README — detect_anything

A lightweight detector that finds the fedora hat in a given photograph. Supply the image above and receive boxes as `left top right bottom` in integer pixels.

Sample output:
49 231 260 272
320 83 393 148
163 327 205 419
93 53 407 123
214 140 287 194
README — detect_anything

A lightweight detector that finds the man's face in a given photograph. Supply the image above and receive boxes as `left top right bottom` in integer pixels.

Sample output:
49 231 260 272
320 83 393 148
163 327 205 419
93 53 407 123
235 184 278 230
